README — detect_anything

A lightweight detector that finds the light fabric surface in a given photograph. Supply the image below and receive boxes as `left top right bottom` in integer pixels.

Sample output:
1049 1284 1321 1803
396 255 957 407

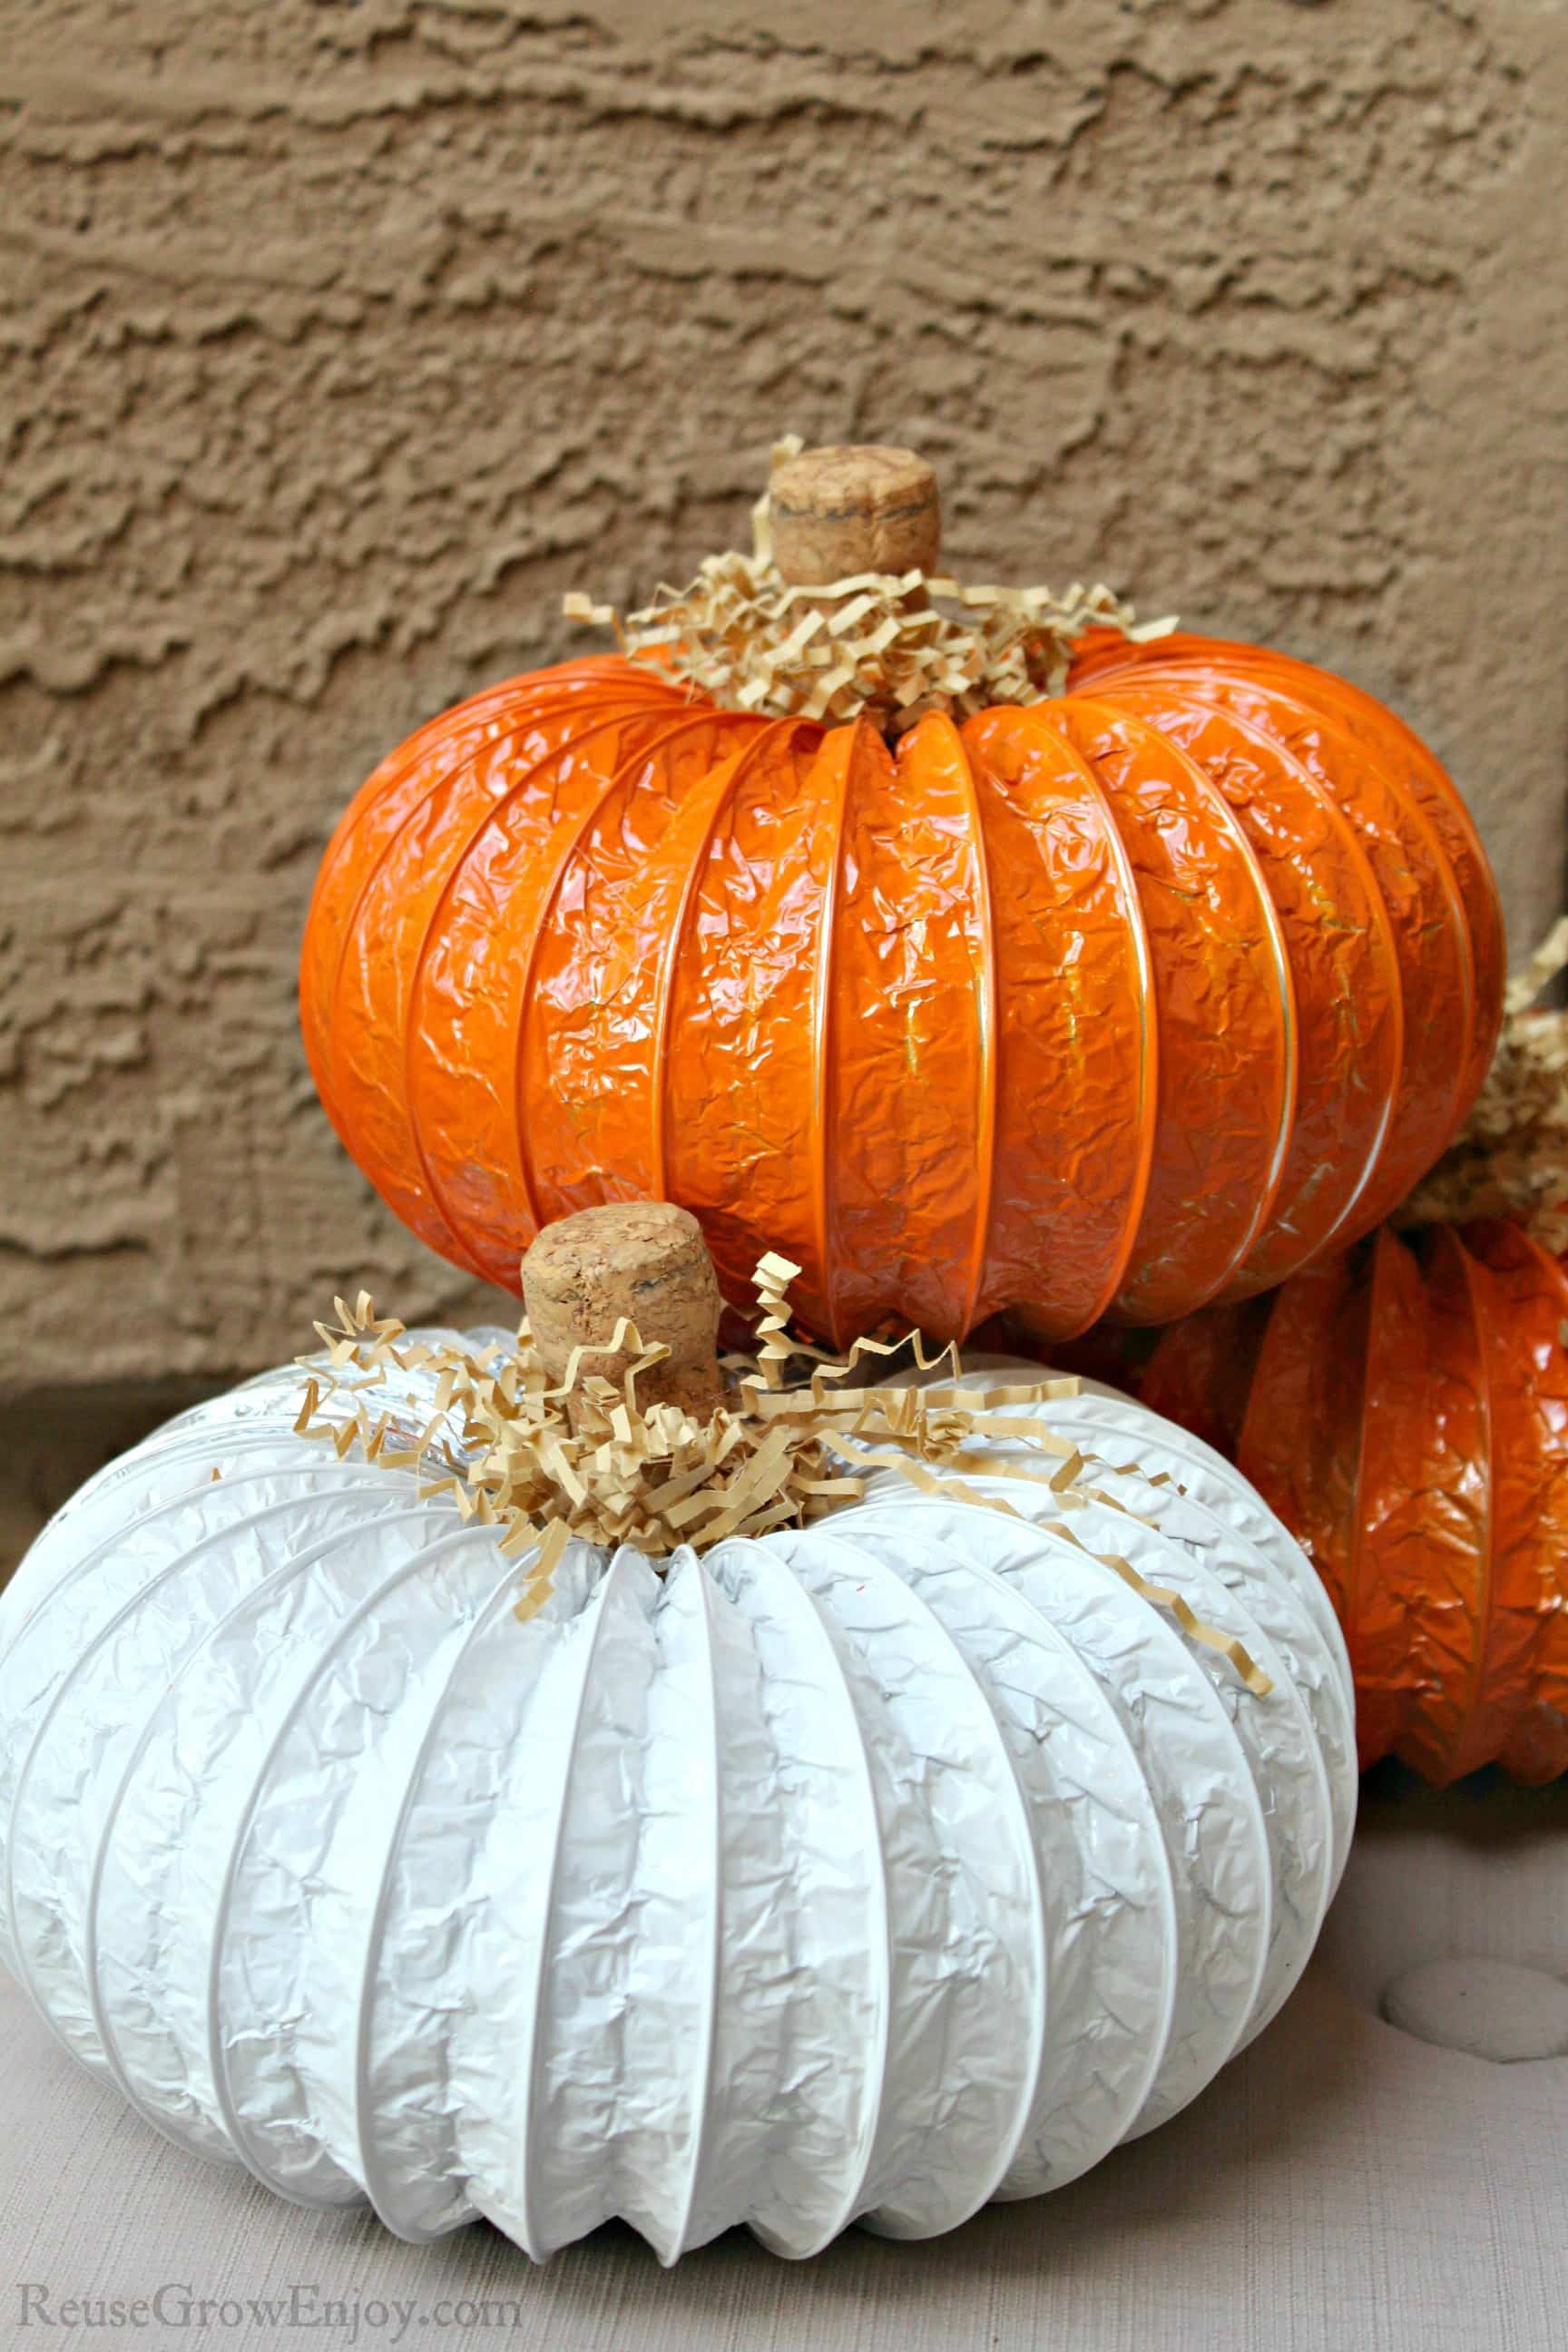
3 1769 1565 2352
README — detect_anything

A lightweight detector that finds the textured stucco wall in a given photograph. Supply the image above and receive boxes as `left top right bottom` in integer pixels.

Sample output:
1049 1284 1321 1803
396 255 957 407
4 0 1567 1426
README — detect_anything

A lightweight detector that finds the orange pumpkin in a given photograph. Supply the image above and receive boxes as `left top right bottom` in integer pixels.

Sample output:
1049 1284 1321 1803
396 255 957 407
1138 1220 1568 1785
301 443 1502 1346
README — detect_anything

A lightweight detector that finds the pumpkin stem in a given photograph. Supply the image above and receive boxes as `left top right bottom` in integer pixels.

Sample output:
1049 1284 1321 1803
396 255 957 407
521 1201 724 1420
769 444 940 586
564 442 1168 733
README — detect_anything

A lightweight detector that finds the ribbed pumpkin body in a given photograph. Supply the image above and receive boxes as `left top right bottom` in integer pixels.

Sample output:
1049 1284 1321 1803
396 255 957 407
0 1337 1351 2261
301 635 1502 1345
1139 1219 1568 1786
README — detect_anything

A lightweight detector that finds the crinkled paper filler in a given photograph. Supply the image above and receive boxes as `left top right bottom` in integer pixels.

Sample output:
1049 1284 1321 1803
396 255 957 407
296 1251 1269 1694
564 435 1176 734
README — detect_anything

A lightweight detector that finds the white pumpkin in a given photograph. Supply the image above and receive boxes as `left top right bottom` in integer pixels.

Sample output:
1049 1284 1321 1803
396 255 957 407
0 1329 1353 2263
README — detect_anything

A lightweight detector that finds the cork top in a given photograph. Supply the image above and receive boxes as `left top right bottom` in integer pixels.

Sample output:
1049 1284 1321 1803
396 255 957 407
564 429 1166 737
769 444 941 585
521 1200 723 1416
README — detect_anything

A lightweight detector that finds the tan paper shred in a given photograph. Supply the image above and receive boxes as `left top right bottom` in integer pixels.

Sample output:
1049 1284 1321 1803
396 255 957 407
1403 917 1568 1247
565 433 1175 736
294 1255 1269 1695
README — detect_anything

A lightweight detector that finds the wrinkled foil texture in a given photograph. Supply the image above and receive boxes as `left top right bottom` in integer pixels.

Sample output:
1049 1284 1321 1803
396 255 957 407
1142 1218 1568 1786
299 640 1503 1345
0 1343 1353 2262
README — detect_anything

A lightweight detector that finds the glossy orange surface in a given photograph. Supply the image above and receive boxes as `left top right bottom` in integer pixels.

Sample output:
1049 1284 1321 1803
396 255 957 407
302 639 1502 1345
1140 1220 1568 1784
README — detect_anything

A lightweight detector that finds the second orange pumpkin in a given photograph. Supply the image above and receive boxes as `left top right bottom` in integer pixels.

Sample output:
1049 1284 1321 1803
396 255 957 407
1139 1218 1568 1785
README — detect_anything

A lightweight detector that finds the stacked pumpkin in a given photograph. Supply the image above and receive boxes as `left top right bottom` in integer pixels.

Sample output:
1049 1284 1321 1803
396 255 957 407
0 1200 1356 2260
301 442 1500 1346
1 437 1529 2264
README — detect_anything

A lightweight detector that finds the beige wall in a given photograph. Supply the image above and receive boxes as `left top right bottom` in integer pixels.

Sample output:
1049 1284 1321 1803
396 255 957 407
4 0 1566 1414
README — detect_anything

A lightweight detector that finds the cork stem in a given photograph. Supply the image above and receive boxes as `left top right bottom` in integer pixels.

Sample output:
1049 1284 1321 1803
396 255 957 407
769 444 940 587
521 1200 724 1422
